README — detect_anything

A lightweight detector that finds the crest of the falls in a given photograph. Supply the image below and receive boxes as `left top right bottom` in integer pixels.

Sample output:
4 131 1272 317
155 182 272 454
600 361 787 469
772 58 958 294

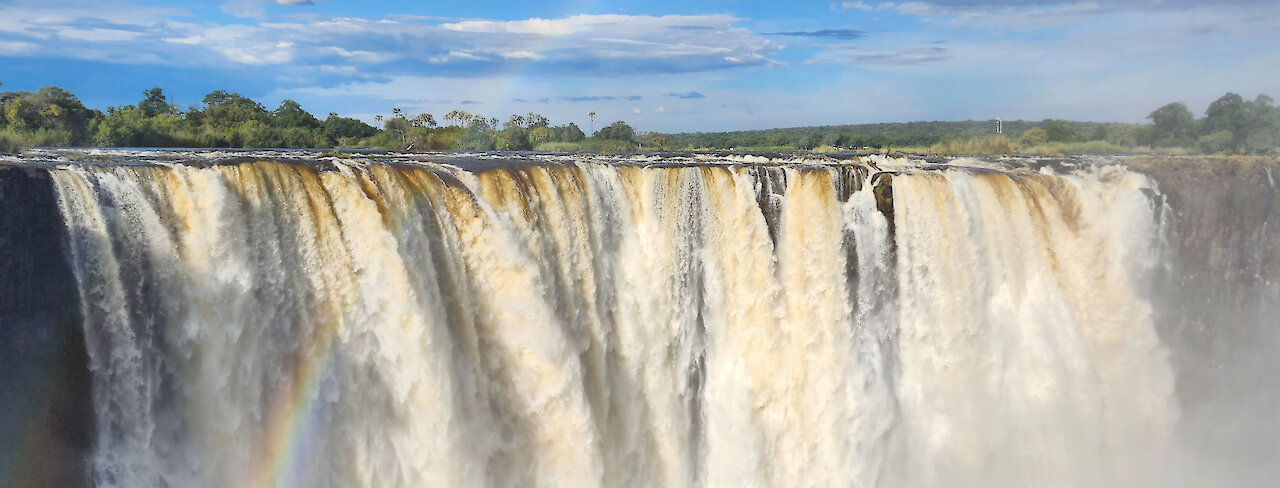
47 156 1177 488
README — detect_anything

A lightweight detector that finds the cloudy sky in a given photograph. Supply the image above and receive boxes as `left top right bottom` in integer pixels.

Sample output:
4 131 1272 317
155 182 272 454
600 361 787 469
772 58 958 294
1 0 1277 132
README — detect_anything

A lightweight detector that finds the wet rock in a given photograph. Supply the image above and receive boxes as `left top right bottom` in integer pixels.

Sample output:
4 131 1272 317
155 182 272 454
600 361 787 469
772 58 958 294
0 163 92 488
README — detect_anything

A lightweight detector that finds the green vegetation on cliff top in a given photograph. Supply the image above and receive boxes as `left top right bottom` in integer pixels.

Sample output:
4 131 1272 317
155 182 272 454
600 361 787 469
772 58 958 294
2 82 1276 157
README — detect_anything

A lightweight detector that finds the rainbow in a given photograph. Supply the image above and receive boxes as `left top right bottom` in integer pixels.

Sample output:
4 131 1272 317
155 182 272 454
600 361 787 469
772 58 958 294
245 314 341 488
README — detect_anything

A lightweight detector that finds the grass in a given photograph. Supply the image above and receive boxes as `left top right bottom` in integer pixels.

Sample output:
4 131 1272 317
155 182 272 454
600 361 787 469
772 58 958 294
535 141 590 152
889 136 1203 158
684 145 799 152
1017 141 1190 157
0 131 25 154
535 139 640 153
928 135 1015 156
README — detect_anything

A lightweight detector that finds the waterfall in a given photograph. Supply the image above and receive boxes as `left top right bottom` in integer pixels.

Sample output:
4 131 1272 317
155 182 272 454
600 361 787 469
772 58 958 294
47 155 1177 488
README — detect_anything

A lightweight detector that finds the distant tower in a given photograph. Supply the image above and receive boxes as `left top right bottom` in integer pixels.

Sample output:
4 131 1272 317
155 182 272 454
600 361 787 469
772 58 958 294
996 118 1003 134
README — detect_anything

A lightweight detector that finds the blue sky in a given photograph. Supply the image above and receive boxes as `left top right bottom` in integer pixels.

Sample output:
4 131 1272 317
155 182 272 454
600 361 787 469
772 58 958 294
1 0 1277 132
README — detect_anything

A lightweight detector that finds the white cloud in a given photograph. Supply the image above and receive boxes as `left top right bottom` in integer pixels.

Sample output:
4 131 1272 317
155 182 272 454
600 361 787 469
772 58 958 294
807 4 1280 123
0 5 781 78
318 46 397 64
0 40 39 54
842 1 878 11
499 50 543 60
52 27 143 42
270 73 728 131
217 0 315 19
840 0 1280 25
0 1 196 64
4 0 1276 132
806 43 950 66
164 25 298 65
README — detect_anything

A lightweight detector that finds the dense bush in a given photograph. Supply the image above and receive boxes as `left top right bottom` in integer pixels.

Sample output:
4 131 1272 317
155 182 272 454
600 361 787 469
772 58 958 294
0 131 21 153
663 92 1280 156
4 83 1275 155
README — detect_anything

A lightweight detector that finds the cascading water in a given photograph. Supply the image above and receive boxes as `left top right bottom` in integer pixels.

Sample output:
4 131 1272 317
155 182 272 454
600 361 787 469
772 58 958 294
33 152 1180 488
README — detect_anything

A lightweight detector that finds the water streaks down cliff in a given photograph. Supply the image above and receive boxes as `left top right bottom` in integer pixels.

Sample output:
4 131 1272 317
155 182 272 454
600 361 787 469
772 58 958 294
40 154 1180 487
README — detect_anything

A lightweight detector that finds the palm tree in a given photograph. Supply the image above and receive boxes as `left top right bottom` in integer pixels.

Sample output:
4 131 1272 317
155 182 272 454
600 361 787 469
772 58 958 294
413 113 436 128
445 110 464 126
587 111 597 135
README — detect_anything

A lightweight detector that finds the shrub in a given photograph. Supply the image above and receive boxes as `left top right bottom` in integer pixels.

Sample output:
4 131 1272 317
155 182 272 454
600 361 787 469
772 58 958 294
1019 127 1049 146
0 131 23 154
929 135 1013 155
1198 130 1235 153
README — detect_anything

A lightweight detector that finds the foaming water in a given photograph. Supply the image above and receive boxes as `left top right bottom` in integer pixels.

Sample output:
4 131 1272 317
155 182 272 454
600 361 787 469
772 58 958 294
50 155 1177 487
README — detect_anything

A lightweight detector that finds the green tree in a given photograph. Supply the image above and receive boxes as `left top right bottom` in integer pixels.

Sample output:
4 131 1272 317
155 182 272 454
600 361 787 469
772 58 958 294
467 115 494 131
561 123 585 142
1104 124 1139 147
322 113 377 143
138 87 177 117
640 131 667 150
495 127 530 150
1197 130 1235 153
529 126 552 145
525 113 549 128
271 99 320 129
200 90 268 128
458 126 495 150
412 113 436 128
384 116 411 148
1195 92 1280 153
1147 102 1195 147
1044 119 1079 142
1089 125 1108 141
821 132 840 147
1018 127 1048 146
1203 92 1245 136
595 120 635 141
445 110 470 126
494 115 531 150
1241 94 1278 153
0 86 95 145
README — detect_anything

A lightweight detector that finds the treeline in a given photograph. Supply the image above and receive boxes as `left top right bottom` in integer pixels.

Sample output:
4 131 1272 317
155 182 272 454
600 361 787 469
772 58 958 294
0 84 661 153
661 119 1136 151
5 83 1275 156
0 85 379 149
1146 93 1279 154
664 92 1280 155
380 110 654 152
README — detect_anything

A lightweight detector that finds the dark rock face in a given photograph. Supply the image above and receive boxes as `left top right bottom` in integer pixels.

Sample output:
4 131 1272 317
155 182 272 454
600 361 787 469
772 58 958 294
1133 156 1280 480
0 164 92 488
1142 158 1280 340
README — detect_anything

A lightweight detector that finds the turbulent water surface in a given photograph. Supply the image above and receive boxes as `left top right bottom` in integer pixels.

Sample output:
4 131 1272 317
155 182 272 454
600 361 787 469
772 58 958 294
9 150 1274 488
